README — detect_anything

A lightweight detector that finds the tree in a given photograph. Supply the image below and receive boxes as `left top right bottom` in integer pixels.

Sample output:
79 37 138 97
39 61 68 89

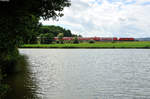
40 33 54 44
72 36 79 44
0 0 71 96
57 33 64 44
22 16 42 44
0 0 71 67
39 25 73 37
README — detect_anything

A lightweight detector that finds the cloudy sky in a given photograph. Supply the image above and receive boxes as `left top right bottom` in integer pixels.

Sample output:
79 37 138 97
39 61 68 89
41 0 150 37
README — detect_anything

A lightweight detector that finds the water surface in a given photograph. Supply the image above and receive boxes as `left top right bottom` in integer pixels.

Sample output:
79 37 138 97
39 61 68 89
5 49 150 99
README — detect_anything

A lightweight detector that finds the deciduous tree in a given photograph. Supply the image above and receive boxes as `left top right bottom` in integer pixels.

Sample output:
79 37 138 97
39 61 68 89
0 0 71 96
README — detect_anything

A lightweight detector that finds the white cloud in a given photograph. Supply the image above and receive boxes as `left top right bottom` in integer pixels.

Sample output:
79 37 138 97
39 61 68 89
41 0 150 37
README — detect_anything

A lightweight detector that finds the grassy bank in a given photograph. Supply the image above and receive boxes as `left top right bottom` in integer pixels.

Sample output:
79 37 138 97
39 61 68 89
20 41 150 48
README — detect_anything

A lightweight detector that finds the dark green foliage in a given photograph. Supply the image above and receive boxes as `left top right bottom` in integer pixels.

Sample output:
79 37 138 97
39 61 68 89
0 84 9 97
73 36 79 44
22 25 75 44
21 16 41 44
0 47 19 97
57 33 64 40
34 25 74 44
56 40 60 44
0 0 71 62
39 25 73 37
64 40 72 43
89 39 95 43
0 0 71 97
60 41 64 44
0 48 27 76
40 33 54 44
0 0 71 66
57 33 64 44
0 0 71 20
72 34 82 37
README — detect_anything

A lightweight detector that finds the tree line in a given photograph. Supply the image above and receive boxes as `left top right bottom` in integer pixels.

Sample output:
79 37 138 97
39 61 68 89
23 25 82 44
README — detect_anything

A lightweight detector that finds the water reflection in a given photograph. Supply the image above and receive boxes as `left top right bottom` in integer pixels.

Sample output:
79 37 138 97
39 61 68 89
3 55 40 99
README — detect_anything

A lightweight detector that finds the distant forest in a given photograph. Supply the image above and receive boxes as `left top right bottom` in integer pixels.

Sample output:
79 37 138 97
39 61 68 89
23 25 82 44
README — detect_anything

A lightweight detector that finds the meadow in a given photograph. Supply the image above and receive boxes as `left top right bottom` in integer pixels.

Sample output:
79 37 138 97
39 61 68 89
20 41 150 48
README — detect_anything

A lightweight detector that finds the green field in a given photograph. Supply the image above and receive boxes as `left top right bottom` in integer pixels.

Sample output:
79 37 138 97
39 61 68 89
20 41 150 48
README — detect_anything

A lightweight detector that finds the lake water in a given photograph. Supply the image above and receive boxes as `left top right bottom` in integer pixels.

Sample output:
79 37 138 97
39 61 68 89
4 49 150 99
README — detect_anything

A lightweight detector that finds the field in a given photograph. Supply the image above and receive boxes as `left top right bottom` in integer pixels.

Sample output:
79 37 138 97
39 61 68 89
20 41 150 48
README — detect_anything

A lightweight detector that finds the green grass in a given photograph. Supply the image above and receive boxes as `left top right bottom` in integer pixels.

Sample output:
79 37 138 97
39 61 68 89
20 41 150 48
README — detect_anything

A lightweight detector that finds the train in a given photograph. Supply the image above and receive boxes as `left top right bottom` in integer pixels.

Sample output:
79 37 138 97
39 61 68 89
54 37 135 41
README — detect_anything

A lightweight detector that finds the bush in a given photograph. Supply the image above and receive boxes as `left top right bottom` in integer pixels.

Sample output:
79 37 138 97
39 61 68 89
57 33 64 44
0 52 28 97
56 40 60 44
73 40 79 44
0 84 9 97
89 39 95 43
39 33 54 44
72 36 79 44
64 40 72 44
60 41 64 44
56 40 64 44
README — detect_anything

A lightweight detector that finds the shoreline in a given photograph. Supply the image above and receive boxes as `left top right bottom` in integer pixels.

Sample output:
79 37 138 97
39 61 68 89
20 41 150 49
19 47 150 49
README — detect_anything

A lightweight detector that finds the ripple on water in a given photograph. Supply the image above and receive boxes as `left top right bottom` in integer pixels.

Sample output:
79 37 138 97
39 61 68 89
17 49 150 99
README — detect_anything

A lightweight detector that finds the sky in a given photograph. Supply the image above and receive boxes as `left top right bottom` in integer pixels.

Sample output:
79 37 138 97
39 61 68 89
40 0 150 37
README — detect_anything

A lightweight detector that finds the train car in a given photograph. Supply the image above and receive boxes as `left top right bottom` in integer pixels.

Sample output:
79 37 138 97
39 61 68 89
54 37 58 41
118 38 134 41
62 37 73 40
54 37 73 40
54 37 135 42
93 37 101 41
78 37 92 41
100 37 114 41
113 37 118 41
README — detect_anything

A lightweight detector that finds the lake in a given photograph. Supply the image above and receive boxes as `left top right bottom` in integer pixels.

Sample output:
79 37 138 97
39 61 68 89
4 49 150 99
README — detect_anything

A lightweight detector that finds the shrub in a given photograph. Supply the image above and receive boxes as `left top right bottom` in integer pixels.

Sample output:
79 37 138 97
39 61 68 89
39 33 54 44
64 40 72 44
89 39 95 43
72 36 79 44
60 41 64 44
0 84 9 97
57 33 64 44
56 40 60 44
